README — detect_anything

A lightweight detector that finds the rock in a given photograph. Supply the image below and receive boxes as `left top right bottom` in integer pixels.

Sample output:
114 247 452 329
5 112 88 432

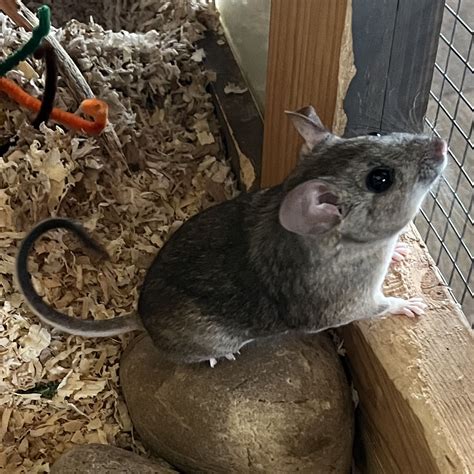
50 443 178 473
121 333 354 473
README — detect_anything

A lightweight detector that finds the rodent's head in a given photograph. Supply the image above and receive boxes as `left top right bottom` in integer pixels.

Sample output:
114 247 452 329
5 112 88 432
279 106 447 242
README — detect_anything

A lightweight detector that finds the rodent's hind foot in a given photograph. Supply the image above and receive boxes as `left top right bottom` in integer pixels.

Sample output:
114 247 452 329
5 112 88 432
391 242 410 264
208 351 240 368
387 296 427 318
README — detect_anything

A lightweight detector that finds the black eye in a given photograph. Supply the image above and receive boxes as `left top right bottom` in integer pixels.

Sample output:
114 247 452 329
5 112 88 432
366 167 394 193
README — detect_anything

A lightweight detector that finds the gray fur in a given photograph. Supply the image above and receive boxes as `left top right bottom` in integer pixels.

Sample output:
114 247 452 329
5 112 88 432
16 106 447 364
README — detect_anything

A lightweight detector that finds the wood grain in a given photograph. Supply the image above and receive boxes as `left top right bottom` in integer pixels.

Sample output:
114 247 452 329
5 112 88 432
344 0 444 137
341 224 474 473
381 0 444 134
261 0 350 187
343 0 399 137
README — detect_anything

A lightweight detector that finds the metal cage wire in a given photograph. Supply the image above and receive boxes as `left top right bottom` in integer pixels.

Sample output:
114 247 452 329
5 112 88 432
417 0 473 322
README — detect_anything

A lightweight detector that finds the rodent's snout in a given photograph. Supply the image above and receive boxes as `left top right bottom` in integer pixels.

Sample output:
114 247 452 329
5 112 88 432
418 137 448 183
432 137 448 162
429 137 448 173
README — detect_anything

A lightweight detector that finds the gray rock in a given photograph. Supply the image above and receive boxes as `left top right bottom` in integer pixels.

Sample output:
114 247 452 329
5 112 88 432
50 443 178 473
121 333 354 473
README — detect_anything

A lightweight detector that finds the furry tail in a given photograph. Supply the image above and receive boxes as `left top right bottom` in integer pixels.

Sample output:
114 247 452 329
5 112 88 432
16 217 143 337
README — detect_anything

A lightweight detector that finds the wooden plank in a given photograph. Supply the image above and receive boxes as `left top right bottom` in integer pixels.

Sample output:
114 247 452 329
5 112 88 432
341 225 474 473
343 0 398 137
381 0 444 133
199 31 262 191
261 0 353 187
344 0 444 137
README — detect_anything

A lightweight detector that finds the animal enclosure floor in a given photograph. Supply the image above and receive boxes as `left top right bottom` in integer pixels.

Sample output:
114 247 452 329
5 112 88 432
0 2 236 471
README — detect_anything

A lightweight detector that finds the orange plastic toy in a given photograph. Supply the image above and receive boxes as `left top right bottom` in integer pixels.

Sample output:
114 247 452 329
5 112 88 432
0 77 108 135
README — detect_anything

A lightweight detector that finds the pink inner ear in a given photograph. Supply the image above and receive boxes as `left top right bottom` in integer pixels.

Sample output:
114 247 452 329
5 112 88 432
279 180 341 236
286 111 330 150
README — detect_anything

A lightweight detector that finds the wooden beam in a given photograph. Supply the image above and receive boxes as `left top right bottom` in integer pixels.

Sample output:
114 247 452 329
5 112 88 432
344 0 444 137
381 0 444 134
261 0 354 187
341 225 474 473
343 0 399 137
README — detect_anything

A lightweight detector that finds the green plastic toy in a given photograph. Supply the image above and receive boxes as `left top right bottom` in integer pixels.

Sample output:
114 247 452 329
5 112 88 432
0 5 51 76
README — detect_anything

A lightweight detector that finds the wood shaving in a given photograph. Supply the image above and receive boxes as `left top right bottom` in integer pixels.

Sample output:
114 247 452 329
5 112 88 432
191 48 206 63
223 82 248 95
239 153 256 191
0 1 237 471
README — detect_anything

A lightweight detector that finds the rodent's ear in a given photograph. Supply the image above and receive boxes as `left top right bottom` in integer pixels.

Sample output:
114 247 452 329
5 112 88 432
285 106 331 149
279 180 341 235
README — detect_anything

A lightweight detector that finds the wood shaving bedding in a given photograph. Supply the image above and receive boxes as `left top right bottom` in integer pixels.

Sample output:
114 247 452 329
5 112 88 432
0 2 237 471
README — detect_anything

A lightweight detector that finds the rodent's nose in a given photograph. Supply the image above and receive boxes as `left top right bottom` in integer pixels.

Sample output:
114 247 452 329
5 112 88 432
433 138 447 160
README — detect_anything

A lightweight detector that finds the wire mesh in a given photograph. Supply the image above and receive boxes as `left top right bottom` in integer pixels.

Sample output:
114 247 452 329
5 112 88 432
417 0 473 323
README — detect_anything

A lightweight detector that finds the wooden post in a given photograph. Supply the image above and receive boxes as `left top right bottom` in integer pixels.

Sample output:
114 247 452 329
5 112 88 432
342 225 474 473
344 0 445 136
261 0 354 187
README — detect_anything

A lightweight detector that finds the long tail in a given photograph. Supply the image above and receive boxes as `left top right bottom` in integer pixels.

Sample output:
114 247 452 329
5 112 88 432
16 217 143 337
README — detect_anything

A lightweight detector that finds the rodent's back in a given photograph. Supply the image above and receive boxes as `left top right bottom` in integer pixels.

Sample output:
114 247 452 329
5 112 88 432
137 192 287 337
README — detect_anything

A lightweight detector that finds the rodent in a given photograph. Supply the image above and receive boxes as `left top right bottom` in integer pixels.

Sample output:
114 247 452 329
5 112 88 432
16 105 447 366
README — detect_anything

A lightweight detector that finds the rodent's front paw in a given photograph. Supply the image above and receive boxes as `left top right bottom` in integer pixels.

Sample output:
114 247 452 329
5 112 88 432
208 352 240 368
388 296 427 317
391 242 410 264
